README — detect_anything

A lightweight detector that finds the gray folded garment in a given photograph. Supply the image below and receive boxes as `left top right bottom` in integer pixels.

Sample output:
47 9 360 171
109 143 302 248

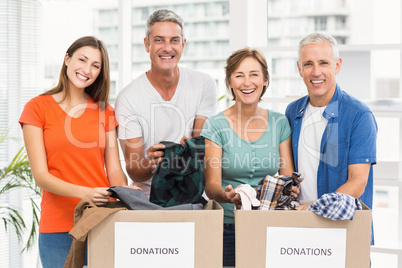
108 186 204 210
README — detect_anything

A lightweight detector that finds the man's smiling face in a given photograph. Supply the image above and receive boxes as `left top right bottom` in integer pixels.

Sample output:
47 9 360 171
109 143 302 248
144 21 186 73
297 41 342 107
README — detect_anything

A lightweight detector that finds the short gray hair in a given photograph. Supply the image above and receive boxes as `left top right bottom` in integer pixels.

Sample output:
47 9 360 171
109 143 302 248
145 9 184 42
298 32 339 63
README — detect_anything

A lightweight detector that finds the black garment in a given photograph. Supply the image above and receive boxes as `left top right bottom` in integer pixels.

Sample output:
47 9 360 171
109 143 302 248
150 136 207 207
108 186 204 210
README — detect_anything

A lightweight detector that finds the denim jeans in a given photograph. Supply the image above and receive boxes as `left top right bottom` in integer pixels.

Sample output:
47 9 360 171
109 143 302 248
223 223 235 266
39 232 87 268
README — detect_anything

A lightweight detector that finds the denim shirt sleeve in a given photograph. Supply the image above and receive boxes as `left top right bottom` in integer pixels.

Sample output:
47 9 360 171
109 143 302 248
348 110 377 165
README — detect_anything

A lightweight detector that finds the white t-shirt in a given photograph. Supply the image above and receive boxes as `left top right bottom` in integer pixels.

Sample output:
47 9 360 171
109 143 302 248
115 66 217 195
297 102 328 201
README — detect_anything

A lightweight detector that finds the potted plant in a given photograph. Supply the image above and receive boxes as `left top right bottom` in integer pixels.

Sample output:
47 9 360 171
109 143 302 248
0 133 41 252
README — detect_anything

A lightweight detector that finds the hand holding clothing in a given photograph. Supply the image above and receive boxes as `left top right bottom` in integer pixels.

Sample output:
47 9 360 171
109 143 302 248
84 187 112 206
145 143 166 170
225 184 241 205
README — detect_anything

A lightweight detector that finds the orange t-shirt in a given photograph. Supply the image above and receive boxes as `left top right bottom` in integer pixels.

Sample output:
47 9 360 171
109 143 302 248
19 95 117 232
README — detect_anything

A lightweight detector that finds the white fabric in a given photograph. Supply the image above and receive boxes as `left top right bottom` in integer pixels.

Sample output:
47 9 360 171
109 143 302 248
235 184 260 210
297 102 328 201
115 66 217 195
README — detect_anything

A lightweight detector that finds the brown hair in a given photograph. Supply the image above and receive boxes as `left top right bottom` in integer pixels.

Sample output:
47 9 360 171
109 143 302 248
42 36 110 109
225 47 269 101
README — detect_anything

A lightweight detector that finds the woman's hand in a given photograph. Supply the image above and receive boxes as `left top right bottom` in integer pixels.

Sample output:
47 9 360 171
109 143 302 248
84 187 112 206
224 185 241 205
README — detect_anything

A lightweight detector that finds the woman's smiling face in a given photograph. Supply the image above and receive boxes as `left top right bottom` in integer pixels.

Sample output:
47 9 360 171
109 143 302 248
64 46 102 90
230 57 268 105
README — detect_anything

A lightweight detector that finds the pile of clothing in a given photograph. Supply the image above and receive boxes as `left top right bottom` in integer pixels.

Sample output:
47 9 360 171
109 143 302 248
257 172 304 210
235 172 304 210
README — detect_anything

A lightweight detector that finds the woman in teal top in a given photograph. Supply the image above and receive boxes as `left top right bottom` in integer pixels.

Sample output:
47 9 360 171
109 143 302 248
201 47 296 266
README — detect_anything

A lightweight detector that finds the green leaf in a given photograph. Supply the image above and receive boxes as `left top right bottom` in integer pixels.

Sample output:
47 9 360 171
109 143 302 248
0 135 41 252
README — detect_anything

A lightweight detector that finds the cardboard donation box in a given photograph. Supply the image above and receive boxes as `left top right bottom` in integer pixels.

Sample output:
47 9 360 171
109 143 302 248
88 200 223 268
234 201 371 268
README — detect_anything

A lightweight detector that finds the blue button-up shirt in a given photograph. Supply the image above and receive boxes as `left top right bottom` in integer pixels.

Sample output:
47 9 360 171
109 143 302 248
286 84 377 244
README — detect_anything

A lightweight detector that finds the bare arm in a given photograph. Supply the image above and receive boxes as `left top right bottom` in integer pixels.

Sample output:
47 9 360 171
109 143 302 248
335 163 371 198
23 124 111 205
192 115 208 138
204 138 240 204
278 136 295 176
180 115 209 146
104 128 128 186
119 137 165 183
278 136 299 197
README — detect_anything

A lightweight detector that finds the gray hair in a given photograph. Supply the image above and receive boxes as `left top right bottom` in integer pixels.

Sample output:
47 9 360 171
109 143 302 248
145 9 184 42
298 33 339 63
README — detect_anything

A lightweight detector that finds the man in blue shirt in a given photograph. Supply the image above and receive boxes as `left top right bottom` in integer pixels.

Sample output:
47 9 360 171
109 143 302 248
285 33 377 245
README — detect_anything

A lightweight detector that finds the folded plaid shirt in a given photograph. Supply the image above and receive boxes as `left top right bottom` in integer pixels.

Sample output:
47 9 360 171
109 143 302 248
256 172 304 210
308 192 363 220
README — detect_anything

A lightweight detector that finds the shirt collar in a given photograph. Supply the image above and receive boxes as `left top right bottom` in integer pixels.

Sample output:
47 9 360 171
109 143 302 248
296 83 342 120
323 84 341 119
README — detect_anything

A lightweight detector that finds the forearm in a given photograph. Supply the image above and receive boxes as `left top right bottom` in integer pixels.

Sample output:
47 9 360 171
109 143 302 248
107 169 128 186
34 171 92 200
192 115 207 138
335 180 367 198
205 182 230 203
125 158 154 183
335 163 370 198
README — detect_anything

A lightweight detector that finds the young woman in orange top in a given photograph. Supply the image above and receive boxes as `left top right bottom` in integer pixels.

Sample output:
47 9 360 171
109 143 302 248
19 36 132 267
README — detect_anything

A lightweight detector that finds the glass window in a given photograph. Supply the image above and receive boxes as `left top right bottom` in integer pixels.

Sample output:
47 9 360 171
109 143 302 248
267 19 281 39
371 50 400 99
216 41 229 57
140 7 149 21
267 0 400 45
195 3 206 18
106 44 118 61
264 51 303 97
221 2 229 16
132 44 148 61
133 26 145 42
314 17 327 31
289 18 302 33
216 21 229 38
99 9 117 24
205 3 214 17
335 16 347 30
99 27 118 42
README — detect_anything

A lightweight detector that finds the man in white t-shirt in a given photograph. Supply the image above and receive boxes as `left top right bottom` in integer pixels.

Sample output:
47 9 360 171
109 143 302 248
115 9 217 197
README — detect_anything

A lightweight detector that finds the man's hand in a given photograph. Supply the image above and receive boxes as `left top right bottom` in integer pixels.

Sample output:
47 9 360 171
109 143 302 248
145 143 166 170
180 135 191 146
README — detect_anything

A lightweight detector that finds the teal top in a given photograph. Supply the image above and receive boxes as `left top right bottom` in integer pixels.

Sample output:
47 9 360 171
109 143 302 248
201 110 291 223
